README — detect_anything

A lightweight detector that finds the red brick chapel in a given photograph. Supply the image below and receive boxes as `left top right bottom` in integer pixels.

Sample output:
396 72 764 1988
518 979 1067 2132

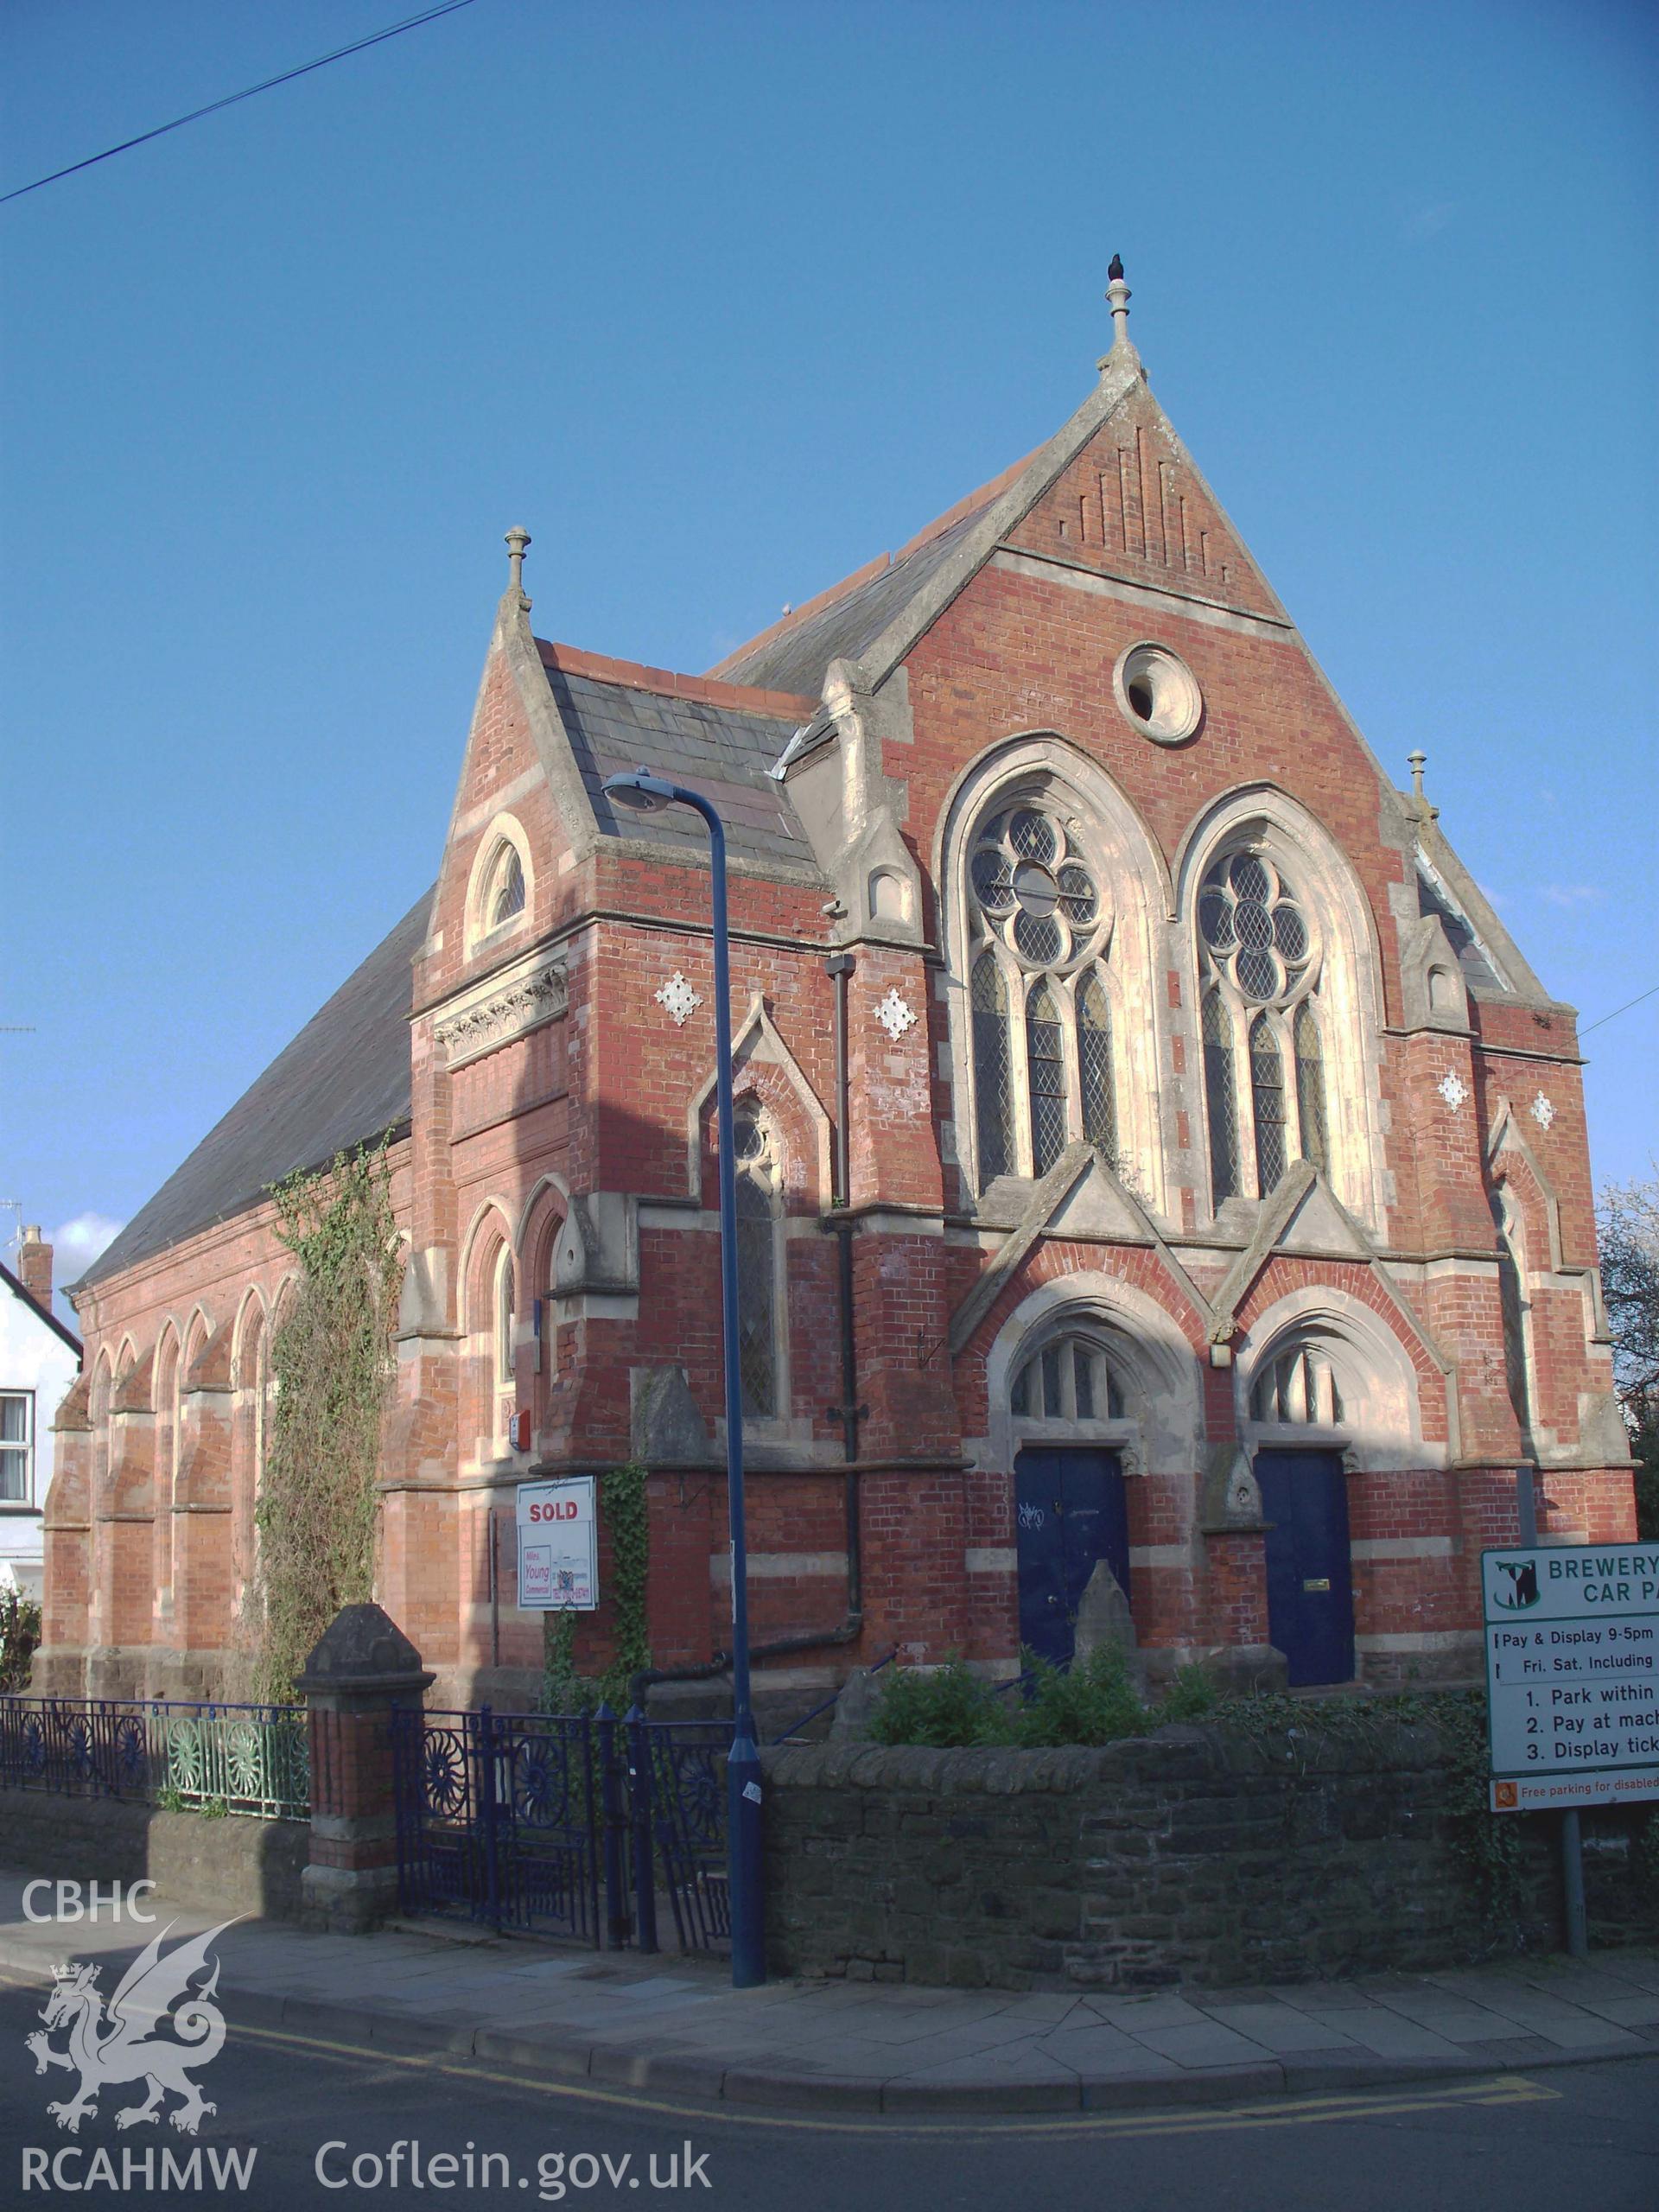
41 270 1634 1713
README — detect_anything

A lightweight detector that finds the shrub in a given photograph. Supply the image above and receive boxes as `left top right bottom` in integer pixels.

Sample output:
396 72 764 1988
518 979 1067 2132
866 1656 1014 1747
1014 1644 1148 1748
0 1589 41 1694
1155 1661 1222 1723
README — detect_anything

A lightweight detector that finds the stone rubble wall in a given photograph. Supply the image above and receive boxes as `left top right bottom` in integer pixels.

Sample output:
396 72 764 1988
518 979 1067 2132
760 1725 1659 1990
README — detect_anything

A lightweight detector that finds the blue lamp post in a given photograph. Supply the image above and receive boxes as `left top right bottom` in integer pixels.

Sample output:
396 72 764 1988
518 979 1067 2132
600 766 765 1989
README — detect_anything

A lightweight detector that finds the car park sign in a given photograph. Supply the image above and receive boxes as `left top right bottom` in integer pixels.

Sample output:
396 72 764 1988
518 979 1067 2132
1483 1542 1659 1812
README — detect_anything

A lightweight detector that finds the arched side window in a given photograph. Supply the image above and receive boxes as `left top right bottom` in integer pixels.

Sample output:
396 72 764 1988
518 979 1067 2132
1011 1332 1127 1421
1198 849 1327 1205
1250 1340 1344 1426
733 1103 780 1421
153 1332 181 1613
493 1245 517 1452
965 801 1116 1186
487 844 526 929
1491 1188 1535 1446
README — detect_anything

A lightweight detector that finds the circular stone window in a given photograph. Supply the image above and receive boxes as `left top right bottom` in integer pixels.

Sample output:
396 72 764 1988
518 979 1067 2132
1112 643 1203 745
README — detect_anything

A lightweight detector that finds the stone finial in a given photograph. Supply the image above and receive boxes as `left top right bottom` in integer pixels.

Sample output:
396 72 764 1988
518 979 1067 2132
1408 748 1427 799
1099 254 1139 374
505 525 531 608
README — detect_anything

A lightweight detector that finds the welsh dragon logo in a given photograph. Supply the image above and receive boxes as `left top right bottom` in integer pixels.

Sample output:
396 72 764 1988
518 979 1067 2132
26 1919 236 2136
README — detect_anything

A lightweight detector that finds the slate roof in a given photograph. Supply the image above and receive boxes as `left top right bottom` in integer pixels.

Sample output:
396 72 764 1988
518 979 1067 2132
76 890 431 1292
542 656 823 875
709 505 992 699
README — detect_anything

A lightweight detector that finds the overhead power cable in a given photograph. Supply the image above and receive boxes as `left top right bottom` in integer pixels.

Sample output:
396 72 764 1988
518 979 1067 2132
1580 981 1659 1038
1 0 480 207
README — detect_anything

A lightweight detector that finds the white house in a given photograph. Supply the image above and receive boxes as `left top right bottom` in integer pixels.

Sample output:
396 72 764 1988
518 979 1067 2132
0 1229 81 1601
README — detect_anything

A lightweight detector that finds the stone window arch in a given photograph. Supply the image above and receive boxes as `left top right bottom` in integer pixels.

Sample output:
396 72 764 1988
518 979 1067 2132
969 799 1113 1185
464 815 533 954
1178 795 1382 1224
938 740 1169 1215
1010 1331 1128 1424
1237 1296 1437 1471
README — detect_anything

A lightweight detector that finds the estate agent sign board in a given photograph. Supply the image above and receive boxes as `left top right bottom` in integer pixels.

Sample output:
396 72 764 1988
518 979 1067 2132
1483 1542 1659 1812
515 1476 599 1611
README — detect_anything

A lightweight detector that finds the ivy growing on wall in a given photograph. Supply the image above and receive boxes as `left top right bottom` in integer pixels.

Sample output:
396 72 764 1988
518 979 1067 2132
540 1461 651 1711
250 1144 403 1705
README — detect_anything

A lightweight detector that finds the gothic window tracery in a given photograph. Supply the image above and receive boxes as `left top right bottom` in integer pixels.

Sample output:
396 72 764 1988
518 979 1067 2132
1198 848 1329 1206
967 800 1117 1188
1010 1332 1127 1422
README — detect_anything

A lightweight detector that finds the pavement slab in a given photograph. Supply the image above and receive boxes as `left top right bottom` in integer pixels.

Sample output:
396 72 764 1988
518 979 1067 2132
0 1872 1654 2117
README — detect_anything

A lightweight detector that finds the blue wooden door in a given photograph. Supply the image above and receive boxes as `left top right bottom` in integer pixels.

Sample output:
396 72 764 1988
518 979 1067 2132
1255 1449 1355 1687
1015 1449 1129 1668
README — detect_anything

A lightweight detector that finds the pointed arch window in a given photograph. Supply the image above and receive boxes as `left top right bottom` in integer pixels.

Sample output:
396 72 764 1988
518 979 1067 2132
487 843 526 930
1198 847 1328 1208
1250 1339 1344 1426
965 800 1116 1189
733 1103 779 1421
1011 1333 1127 1421
1491 1190 1534 1443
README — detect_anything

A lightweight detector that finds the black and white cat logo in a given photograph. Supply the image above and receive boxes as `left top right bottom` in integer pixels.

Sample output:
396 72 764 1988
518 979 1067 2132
1495 1560 1540 1610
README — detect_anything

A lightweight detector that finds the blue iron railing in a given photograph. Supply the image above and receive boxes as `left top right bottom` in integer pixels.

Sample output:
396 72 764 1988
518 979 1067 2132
0 1696 309 1820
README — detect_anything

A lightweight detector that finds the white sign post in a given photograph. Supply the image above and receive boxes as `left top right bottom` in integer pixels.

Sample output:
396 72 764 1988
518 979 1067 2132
1482 1541 1659 1814
514 1476 599 1612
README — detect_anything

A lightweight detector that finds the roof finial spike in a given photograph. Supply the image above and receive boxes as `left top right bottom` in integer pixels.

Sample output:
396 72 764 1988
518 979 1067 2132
1099 254 1140 376
504 525 531 611
1408 748 1427 799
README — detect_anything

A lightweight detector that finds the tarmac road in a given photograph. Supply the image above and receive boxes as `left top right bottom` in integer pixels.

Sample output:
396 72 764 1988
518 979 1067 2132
0 1980 1652 2211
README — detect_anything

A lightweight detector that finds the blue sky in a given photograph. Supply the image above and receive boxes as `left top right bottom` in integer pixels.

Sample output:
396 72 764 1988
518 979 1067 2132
3 1 1655 1305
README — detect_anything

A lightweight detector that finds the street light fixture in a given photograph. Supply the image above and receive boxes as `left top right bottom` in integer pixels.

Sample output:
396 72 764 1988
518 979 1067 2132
601 766 766 1989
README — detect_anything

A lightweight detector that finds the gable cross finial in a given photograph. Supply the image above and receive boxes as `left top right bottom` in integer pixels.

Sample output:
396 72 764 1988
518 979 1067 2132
505 525 531 610
1100 254 1139 375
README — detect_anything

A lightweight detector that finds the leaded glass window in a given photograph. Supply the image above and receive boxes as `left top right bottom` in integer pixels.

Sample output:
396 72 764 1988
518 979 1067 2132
1249 1015 1287 1194
1026 981 1067 1176
965 797 1116 1189
493 1249 515 1389
1078 974 1117 1159
1491 1192 1532 1439
1294 1001 1329 1174
734 1103 779 1421
971 955 1014 1183
1198 845 1328 1207
1203 991 1240 1203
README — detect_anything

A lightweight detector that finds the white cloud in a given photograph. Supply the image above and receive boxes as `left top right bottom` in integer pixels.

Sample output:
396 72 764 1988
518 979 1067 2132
1541 885 1605 908
48 1212 125 1277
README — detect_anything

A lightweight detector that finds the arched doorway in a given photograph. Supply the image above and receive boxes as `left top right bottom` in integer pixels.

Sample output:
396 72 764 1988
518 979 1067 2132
1010 1332 1132 1667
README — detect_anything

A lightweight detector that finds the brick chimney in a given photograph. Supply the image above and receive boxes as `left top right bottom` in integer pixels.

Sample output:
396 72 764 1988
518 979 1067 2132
17 1226 53 1312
